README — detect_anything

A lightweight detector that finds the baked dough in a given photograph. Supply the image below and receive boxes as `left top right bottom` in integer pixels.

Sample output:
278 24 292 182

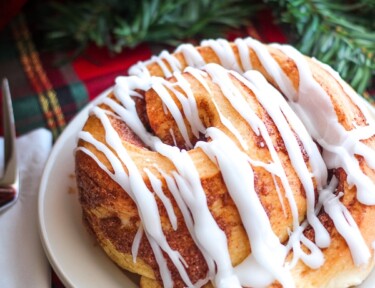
75 37 375 288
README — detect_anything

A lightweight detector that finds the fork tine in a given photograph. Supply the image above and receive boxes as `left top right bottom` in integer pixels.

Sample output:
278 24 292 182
1 78 18 186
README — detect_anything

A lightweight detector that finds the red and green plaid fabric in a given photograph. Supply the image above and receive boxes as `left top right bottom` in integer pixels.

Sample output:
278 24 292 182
0 14 154 140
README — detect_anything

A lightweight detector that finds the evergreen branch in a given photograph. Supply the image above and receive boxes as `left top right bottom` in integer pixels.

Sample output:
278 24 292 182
37 0 374 95
40 0 259 53
266 0 375 95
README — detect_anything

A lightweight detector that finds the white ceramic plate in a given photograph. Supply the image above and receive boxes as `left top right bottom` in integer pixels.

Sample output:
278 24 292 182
38 90 375 288
39 89 139 288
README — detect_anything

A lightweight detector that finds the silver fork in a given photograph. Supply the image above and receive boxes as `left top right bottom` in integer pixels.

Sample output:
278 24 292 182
0 78 19 213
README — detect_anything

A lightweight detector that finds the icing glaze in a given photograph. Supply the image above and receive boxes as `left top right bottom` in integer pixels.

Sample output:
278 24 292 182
78 37 375 287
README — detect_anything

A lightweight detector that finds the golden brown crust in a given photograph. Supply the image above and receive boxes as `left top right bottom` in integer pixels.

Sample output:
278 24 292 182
75 39 375 287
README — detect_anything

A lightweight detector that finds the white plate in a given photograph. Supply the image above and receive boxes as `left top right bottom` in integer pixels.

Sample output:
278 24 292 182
38 89 139 288
38 90 375 288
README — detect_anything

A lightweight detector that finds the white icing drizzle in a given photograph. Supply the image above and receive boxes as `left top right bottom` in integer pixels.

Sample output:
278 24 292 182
155 165 216 285
315 59 375 132
175 43 206 68
162 72 206 139
149 238 174 287
243 40 374 265
166 150 240 288
78 37 375 288
160 50 182 75
203 64 302 232
203 63 329 271
152 143 239 286
204 64 261 135
128 60 151 78
243 38 297 101
98 80 240 286
184 67 211 93
82 107 194 288
234 38 252 71
314 59 375 170
210 96 248 150
169 127 178 146
144 168 178 230
132 225 144 262
271 173 287 217
152 55 173 78
197 128 293 287
267 44 375 206
201 39 242 72
242 70 330 248
161 67 248 150
128 49 181 79
319 186 371 266
151 80 194 148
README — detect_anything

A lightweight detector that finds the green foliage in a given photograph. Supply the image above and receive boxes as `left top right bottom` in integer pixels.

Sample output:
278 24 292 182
39 0 375 94
41 0 258 53
267 0 375 95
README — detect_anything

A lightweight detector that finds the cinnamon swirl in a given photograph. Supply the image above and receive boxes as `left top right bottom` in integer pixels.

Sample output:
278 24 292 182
75 37 375 288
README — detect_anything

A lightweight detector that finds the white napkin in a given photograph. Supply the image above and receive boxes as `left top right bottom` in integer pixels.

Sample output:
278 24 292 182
0 128 52 288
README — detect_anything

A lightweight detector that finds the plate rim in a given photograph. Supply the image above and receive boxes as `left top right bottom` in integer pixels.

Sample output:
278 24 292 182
38 101 90 288
38 88 113 288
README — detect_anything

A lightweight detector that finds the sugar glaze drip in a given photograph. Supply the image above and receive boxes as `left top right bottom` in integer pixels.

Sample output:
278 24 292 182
269 44 375 206
79 37 375 287
80 66 306 287
128 37 375 265
84 75 243 287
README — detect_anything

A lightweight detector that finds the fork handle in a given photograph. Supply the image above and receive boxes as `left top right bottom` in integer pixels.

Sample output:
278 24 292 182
0 186 16 207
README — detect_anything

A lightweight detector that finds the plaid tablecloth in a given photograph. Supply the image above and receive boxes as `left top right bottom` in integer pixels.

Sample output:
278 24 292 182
0 4 373 288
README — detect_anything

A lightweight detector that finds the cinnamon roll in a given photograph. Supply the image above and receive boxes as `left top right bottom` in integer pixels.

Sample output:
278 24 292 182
75 37 375 288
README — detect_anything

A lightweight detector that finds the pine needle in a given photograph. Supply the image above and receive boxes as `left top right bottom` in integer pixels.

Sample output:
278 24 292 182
266 0 375 95
40 0 259 52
